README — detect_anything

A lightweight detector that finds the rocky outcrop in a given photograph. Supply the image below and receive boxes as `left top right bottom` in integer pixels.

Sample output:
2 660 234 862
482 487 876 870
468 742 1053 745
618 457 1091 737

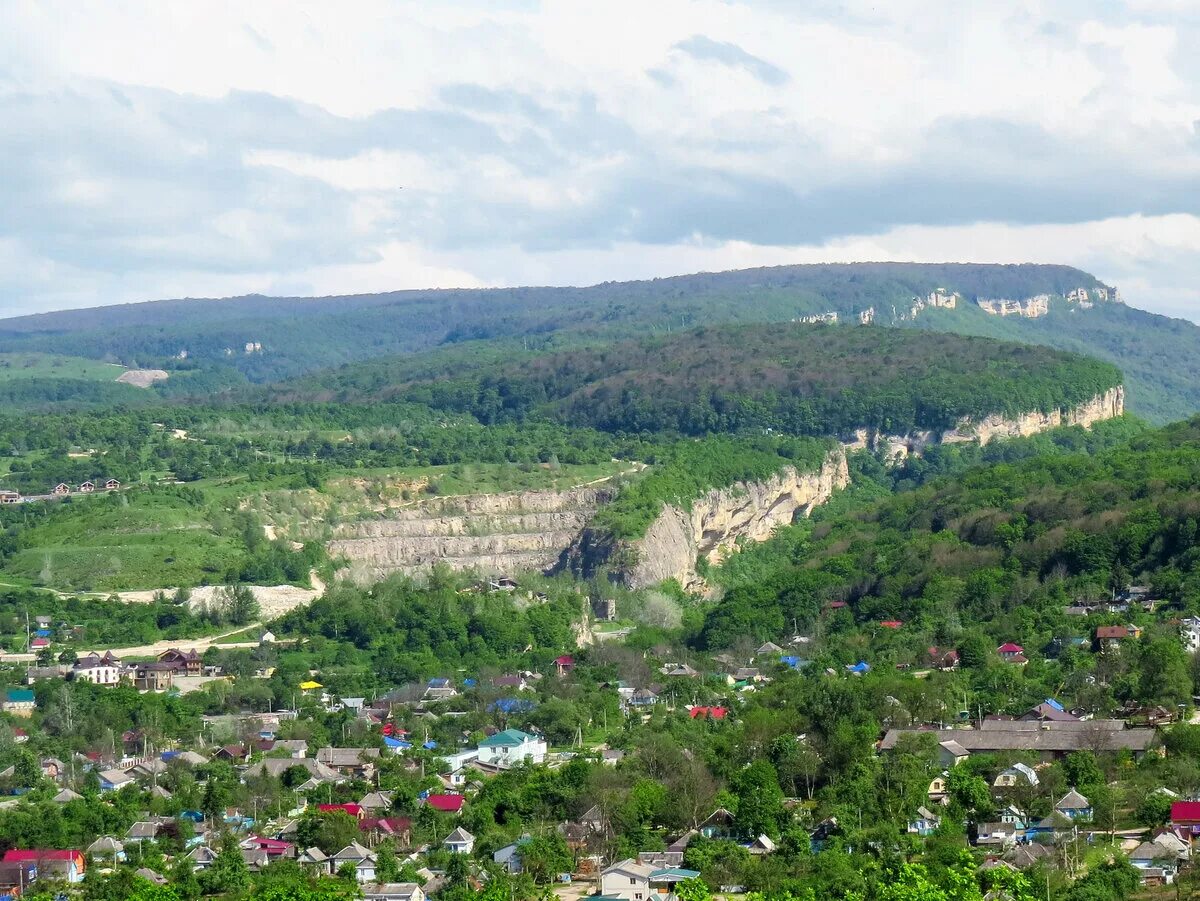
846 387 1125 462
327 487 609 581
940 386 1124 446
116 369 168 387
565 450 849 592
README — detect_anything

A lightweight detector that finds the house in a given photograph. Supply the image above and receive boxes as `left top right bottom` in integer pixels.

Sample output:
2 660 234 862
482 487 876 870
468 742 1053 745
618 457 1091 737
926 647 959 670
688 706 728 720
599 859 701 901
298 847 331 875
1019 699 1077 722
157 648 202 675
0 491 20 505
845 661 870 675
104 479 120 491
880 720 1157 760
363 884 426 901
699 808 736 839
1095 624 1141 649
30 636 49 650
214 744 250 763
316 747 381 780
126 821 165 843
358 791 394 813
53 483 70 495
1130 841 1178 884
134 663 174 692
747 835 776 854
662 663 700 678
996 643 1027 664
494 836 529 873
241 836 296 861
1026 812 1075 841
1181 617 1200 653
1054 789 1092 820
98 768 136 792
1004 843 1054 870
443 827 475 854
756 642 783 656
318 803 365 820
78 481 95 493
927 773 949 805
975 822 1019 848
492 674 529 691
554 654 575 676
477 729 547 768
2 849 86 883
2 689 35 717
86 836 125 861
424 793 465 814
628 687 659 707
1169 801 1200 840
907 806 940 837
360 817 412 846
937 740 969 768
880 620 903 630
331 842 377 883
187 846 218 871
994 763 1039 789
72 652 123 685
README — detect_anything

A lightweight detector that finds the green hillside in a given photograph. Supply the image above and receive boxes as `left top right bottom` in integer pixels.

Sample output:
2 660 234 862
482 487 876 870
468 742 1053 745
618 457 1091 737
389 325 1123 438
701 414 1200 656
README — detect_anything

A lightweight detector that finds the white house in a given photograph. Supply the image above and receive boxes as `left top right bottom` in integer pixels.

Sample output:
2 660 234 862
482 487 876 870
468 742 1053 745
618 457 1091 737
600 860 701 901
332 843 377 882
443 827 475 855
72 653 123 686
363 884 426 901
994 763 1039 788
1182 617 1200 653
476 729 547 768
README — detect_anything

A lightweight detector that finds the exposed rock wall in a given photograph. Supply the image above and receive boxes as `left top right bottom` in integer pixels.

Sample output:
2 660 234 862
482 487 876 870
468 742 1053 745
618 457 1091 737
565 450 849 592
844 387 1124 462
940 386 1124 446
328 487 609 582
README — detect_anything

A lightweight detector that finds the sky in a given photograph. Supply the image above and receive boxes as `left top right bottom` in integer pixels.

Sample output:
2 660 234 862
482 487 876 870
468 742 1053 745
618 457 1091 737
2 1 1200 319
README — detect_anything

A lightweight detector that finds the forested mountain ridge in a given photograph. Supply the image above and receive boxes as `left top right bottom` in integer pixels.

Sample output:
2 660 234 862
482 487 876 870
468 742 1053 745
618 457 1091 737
381 326 1124 440
0 260 1195 422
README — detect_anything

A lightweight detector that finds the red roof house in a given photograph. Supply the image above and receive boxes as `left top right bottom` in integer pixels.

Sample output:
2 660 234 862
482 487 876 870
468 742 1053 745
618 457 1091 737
880 620 903 629
1171 801 1200 828
689 706 728 720
3 849 85 883
424 793 465 814
554 654 575 676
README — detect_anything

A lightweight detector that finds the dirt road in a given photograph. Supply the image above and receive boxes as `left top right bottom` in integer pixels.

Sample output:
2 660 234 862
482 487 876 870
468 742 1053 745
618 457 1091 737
0 624 262 663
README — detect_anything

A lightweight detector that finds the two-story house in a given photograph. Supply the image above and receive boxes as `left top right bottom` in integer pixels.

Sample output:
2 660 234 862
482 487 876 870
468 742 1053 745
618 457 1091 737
599 860 701 901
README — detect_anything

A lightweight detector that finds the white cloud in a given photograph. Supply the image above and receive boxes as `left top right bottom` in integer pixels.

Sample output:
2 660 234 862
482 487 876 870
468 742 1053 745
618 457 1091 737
0 0 1199 319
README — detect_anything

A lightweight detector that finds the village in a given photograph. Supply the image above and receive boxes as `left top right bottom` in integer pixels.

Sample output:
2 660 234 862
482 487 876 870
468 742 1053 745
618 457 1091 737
2 588 1200 901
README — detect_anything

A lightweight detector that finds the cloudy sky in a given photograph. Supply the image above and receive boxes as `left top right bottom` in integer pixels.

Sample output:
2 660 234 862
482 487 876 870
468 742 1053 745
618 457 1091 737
3 1 1200 318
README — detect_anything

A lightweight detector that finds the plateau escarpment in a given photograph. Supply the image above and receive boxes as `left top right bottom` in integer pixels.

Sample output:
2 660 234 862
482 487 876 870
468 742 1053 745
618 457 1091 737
327 487 609 582
565 450 850 592
845 387 1126 461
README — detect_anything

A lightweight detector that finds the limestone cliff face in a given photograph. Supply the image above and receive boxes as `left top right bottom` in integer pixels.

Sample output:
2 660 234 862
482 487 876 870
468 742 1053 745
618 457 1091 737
844 387 1124 461
940 386 1124 446
328 487 609 582
566 450 849 592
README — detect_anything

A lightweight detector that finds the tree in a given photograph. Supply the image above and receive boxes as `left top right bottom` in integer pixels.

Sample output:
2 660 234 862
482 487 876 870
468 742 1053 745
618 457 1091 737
517 834 573 884
1139 638 1192 707
375 842 401 883
731 760 786 840
222 584 261 626
200 833 251 895
946 769 993 822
